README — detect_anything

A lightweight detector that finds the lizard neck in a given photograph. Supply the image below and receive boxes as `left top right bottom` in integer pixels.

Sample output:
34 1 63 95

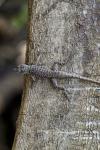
27 65 32 74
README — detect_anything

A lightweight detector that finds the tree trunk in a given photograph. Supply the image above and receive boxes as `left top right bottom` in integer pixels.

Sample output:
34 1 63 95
12 0 100 149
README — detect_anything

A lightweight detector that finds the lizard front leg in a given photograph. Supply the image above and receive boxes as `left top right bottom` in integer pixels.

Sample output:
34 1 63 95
30 76 37 88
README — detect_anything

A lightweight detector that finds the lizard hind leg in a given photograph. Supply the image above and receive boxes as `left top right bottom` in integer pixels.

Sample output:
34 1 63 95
52 61 66 71
51 78 70 102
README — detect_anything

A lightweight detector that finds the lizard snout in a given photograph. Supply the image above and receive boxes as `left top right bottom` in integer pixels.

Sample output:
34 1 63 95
13 64 29 74
13 66 21 73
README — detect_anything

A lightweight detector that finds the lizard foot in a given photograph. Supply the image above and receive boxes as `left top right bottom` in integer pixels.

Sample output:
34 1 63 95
51 78 70 101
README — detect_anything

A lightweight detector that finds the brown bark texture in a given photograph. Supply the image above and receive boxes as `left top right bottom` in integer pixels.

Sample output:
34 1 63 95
12 0 100 149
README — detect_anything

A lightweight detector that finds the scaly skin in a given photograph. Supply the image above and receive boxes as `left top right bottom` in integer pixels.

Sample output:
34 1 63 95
14 64 100 85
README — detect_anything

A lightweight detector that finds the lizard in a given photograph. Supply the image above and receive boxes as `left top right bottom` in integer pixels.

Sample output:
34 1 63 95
13 63 100 98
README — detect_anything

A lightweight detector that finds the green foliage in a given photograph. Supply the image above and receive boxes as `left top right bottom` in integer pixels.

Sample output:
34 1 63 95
11 4 27 29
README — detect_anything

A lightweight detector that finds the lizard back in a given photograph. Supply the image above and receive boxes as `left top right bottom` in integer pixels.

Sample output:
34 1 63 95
30 65 100 84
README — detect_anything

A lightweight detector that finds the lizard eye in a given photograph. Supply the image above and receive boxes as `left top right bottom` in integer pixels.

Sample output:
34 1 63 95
20 65 25 71
14 64 25 73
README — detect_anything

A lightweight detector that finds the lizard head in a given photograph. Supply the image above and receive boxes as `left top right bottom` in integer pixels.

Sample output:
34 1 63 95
14 64 30 74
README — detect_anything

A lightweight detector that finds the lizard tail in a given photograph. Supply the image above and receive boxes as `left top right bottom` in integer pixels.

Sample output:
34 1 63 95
75 75 100 85
57 71 100 85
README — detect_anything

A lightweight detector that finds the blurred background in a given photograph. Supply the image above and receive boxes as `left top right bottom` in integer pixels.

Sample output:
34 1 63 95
0 0 27 149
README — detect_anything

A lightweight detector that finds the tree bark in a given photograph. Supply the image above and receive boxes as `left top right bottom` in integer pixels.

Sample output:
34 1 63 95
12 0 100 149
